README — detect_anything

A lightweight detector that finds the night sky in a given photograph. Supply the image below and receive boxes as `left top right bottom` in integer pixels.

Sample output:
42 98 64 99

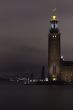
0 0 73 74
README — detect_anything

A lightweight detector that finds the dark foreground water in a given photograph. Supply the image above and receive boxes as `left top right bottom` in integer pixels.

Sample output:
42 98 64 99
0 84 73 110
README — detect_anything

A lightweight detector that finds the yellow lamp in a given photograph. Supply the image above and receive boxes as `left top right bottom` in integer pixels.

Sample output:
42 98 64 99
51 16 57 21
52 74 57 81
52 77 56 81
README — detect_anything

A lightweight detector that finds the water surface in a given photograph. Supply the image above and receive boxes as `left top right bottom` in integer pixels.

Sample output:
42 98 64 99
0 84 73 110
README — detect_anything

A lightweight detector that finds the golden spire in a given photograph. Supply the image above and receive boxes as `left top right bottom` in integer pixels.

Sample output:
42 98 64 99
51 15 57 21
51 8 57 21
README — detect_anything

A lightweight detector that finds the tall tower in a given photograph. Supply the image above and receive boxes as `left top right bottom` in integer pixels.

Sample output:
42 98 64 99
48 16 61 81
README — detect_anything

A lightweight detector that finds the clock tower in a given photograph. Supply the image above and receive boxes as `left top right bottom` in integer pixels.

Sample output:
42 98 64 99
48 16 61 81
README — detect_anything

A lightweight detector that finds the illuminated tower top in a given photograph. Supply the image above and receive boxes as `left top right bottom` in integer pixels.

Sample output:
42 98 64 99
49 15 59 33
51 15 57 21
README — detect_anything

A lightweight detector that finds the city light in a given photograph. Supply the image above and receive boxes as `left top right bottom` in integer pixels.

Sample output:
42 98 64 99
52 77 56 81
52 75 56 81
61 56 64 60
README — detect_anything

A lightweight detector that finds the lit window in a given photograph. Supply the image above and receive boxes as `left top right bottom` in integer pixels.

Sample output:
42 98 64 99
52 75 56 81
51 24 54 28
53 77 56 81
55 24 58 28
53 36 56 38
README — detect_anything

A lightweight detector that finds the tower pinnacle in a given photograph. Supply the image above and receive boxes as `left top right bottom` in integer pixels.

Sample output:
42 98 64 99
50 8 58 21
51 15 57 21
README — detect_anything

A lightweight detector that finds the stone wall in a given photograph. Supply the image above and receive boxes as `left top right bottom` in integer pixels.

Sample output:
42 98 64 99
61 66 73 82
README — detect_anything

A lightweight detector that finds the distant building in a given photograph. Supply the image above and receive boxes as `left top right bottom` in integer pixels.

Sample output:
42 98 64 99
41 66 45 81
48 15 73 82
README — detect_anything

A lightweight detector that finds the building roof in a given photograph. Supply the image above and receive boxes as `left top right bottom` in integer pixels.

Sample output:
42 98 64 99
62 61 73 66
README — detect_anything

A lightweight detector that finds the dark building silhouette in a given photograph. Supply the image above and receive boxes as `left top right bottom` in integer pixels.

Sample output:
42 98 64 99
30 73 34 82
48 15 73 82
41 66 45 81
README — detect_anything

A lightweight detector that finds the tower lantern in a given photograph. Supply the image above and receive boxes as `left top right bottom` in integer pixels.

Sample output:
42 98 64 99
51 16 57 21
50 15 59 33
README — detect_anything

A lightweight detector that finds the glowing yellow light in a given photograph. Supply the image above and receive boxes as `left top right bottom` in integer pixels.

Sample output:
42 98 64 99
52 75 56 81
51 16 57 21
53 77 56 81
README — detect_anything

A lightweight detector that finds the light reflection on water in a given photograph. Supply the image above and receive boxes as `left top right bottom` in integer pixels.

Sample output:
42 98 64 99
0 84 73 110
